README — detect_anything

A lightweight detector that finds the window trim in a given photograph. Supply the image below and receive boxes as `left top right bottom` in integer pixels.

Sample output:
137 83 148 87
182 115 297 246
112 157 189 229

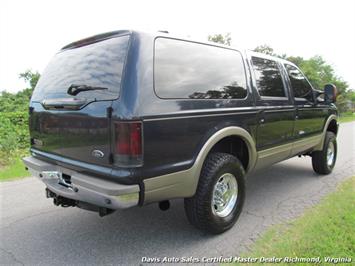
259 95 289 101
153 36 249 100
250 55 289 101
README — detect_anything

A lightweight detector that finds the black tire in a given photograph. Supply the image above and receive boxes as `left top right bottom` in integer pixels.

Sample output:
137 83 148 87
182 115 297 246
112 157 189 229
184 152 245 234
312 132 337 175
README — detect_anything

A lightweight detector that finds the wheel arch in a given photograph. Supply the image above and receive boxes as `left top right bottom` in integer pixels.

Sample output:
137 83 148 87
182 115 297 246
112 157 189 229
143 126 257 204
327 119 338 135
314 114 338 151
193 127 257 175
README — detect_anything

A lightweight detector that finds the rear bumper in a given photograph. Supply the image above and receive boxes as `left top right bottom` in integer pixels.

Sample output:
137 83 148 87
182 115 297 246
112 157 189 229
23 156 140 209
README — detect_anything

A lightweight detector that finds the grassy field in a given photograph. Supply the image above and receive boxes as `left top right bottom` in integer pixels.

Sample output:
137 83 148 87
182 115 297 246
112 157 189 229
339 112 355 123
0 157 29 181
233 176 355 265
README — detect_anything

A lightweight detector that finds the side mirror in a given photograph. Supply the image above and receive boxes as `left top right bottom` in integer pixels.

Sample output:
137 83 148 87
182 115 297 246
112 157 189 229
324 84 337 103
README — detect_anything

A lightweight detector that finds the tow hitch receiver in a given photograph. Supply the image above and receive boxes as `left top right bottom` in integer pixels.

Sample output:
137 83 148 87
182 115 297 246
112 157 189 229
46 188 76 207
45 188 115 217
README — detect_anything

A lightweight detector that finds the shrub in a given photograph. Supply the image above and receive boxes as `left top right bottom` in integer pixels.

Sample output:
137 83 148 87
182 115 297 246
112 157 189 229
0 111 29 164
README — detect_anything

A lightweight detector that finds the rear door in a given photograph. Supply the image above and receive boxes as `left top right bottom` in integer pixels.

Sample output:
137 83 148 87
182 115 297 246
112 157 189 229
29 34 130 167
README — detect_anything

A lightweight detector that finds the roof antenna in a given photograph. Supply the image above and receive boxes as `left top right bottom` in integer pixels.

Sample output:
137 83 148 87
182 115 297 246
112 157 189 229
158 30 169 34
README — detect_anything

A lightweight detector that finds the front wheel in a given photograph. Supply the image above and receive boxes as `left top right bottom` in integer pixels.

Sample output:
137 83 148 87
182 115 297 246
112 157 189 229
312 132 337 174
184 152 245 234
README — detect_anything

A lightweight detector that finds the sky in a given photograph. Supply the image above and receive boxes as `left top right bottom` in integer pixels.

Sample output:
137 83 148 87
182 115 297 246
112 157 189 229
1 0 355 93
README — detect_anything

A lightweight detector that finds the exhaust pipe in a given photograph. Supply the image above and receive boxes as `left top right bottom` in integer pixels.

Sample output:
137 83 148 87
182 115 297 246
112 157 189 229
159 200 170 211
46 188 76 207
53 195 76 207
99 207 115 217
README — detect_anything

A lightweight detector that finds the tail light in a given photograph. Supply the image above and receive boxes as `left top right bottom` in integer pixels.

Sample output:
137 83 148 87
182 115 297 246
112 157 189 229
114 121 143 167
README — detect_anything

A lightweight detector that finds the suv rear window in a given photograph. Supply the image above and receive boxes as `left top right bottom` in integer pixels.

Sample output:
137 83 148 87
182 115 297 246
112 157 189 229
32 35 130 102
154 38 247 99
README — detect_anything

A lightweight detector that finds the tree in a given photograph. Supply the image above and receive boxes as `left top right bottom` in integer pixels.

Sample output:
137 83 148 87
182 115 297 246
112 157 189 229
294 56 348 94
285 56 304 66
208 33 231 46
0 70 40 112
253 46 348 93
253 44 275 56
252 44 352 112
19 69 40 91
348 90 355 102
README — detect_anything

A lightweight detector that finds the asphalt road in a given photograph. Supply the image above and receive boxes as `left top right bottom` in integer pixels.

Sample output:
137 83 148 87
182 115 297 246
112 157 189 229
1 122 354 265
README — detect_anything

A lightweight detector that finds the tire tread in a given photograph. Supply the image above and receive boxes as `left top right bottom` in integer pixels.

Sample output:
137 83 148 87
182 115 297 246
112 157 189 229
312 132 336 175
184 152 245 234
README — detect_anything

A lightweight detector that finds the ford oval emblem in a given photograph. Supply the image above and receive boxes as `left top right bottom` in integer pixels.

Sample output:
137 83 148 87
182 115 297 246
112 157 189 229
92 149 105 158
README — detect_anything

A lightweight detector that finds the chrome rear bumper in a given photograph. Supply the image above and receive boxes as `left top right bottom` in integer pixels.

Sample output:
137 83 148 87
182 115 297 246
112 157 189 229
23 156 140 209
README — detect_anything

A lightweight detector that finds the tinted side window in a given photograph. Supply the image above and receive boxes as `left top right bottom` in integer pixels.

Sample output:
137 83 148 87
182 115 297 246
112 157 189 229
284 64 313 102
154 38 247 99
251 57 286 97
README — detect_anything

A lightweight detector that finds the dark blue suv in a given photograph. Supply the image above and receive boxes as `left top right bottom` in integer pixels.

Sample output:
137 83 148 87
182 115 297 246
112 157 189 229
23 30 338 233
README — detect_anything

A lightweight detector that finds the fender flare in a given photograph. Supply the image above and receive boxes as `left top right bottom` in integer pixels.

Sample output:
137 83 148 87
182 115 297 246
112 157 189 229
314 114 338 151
192 126 257 176
143 126 257 204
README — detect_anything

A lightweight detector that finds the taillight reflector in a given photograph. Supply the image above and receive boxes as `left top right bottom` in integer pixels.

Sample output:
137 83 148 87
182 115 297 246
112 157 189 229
114 121 143 167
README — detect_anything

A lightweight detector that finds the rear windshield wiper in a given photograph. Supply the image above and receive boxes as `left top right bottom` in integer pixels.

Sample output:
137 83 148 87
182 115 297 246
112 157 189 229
67 84 108 96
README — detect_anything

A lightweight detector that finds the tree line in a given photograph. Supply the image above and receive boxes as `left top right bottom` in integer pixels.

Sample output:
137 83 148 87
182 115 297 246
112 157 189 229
208 33 354 113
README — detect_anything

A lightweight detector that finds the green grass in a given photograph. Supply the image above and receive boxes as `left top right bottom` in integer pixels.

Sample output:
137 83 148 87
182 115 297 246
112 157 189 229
339 112 355 123
339 111 355 123
233 176 355 266
0 157 29 182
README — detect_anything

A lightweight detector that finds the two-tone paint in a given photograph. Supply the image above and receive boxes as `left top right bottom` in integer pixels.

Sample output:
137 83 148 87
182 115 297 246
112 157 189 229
28 30 338 206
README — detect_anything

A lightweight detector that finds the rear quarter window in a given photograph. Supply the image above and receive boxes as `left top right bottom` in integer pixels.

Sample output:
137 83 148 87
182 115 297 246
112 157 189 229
32 35 130 102
154 38 247 99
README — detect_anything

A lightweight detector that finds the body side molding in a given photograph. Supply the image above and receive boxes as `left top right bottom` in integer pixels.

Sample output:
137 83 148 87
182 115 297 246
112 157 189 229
254 134 323 170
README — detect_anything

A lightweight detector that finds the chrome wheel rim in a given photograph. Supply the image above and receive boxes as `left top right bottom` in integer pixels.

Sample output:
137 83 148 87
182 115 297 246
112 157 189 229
327 141 335 167
211 173 238 217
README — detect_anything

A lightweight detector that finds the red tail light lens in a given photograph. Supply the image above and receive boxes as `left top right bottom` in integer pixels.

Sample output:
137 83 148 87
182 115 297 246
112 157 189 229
114 121 143 167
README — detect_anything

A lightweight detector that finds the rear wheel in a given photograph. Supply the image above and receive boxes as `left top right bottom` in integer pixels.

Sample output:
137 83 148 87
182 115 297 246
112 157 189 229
312 132 337 174
184 152 245 234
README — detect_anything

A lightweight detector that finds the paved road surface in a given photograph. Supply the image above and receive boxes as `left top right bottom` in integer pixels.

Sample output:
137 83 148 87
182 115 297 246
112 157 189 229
1 122 354 265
